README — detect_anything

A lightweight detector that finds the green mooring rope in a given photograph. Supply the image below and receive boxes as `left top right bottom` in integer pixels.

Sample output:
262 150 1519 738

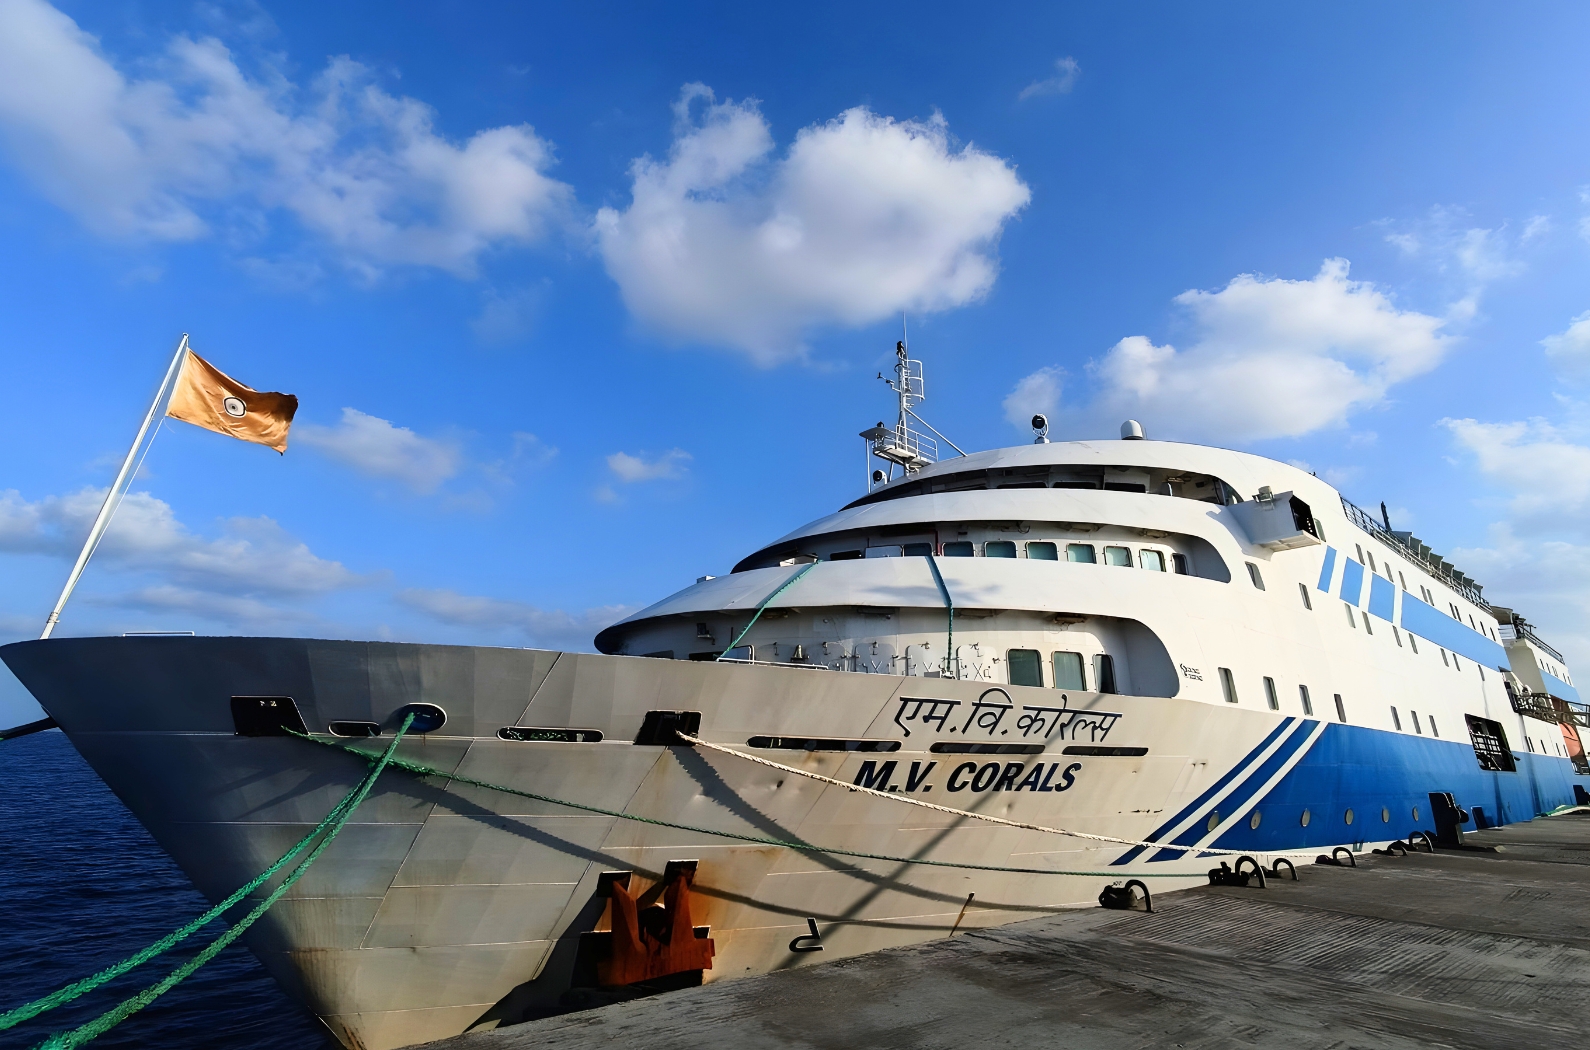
293 730 1197 879
9 713 414 1049
716 561 816 660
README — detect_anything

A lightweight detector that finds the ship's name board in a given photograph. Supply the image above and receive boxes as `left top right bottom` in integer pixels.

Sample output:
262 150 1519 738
853 759 1083 794
892 689 1121 742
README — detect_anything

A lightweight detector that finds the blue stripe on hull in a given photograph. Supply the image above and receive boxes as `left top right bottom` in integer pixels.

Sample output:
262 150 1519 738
1209 723 1590 853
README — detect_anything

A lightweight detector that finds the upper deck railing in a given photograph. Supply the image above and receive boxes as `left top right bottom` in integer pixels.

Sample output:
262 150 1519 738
1499 622 1566 664
1340 496 1489 609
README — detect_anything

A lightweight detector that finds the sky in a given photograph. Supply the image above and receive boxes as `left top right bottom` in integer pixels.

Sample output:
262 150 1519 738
5 1 1590 723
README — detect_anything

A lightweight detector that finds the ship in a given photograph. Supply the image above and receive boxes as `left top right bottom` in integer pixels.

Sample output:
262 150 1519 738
4 341 1587 1049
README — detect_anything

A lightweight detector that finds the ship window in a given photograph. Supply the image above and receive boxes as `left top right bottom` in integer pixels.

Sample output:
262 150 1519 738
1398 571 1408 590
1173 553 1189 575
1027 541 1058 560
1067 543 1097 564
1355 544 1364 563
902 542 933 557
1298 582 1312 610
1366 551 1377 573
1219 667 1238 704
1053 480 1100 489
1362 614 1373 636
1390 706 1402 731
1466 715 1516 772
642 650 674 660
1409 634 1419 654
1344 604 1356 627
830 549 863 561
1139 549 1165 572
1007 649 1043 687
986 540 1017 558
865 545 902 558
1052 651 1086 690
1104 546 1132 567
942 541 974 557
1440 648 1449 666
1299 684 1313 716
1430 717 1439 738
1411 710 1422 735
1392 626 1402 647
1263 677 1279 711
1246 563 1265 590
1104 482 1148 493
1334 694 1347 723
1301 809 1311 826
1098 654 1118 694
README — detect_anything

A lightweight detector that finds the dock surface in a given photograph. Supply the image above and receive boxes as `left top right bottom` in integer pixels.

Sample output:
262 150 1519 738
423 815 1590 1050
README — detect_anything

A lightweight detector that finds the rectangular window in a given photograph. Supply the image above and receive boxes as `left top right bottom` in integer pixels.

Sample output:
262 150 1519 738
1219 667 1239 704
985 540 1017 558
1440 647 1449 666
1411 710 1422 735
1392 626 1402 647
1409 634 1418 654
1104 545 1132 566
1334 694 1347 723
1066 543 1097 564
1263 677 1279 711
1097 654 1118 694
902 542 933 556
1362 614 1373 636
942 541 974 557
1298 582 1313 610
1430 717 1439 738
1390 706 1402 731
1355 544 1365 563
1299 684 1314 716
1344 604 1356 627
829 549 863 560
865 545 902 558
1139 549 1165 571
1027 541 1058 561
1007 649 1043 687
1052 651 1086 690
1246 563 1266 590
1398 571 1407 590
1467 715 1515 771
1367 551 1377 573
1452 654 1461 671
1172 552 1190 575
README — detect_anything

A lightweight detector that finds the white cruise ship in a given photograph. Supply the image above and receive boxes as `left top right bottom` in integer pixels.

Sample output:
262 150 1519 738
4 343 1587 1049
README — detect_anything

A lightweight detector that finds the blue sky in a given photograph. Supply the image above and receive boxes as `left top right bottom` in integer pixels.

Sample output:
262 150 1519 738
5 1 1590 723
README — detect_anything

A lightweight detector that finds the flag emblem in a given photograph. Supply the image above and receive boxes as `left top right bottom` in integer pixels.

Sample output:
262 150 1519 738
166 350 297 453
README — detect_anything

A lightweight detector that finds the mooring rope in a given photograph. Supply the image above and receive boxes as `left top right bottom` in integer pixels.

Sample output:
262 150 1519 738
677 732 1313 861
716 561 816 661
9 714 414 1048
292 730 1285 876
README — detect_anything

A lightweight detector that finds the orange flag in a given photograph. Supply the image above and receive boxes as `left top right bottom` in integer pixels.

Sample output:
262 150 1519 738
165 350 299 453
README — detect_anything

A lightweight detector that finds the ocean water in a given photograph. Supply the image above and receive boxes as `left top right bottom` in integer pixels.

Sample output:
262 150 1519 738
0 731 330 1050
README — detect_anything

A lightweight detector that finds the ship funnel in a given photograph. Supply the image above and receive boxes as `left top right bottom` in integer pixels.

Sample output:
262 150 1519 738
1121 419 1145 440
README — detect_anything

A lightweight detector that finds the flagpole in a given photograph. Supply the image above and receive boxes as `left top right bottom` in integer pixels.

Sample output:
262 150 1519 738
40 334 190 640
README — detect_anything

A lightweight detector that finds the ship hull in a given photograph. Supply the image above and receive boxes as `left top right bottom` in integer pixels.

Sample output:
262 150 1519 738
3 636 1582 1049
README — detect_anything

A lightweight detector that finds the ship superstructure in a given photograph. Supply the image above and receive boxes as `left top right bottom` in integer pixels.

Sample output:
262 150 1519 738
4 344 1587 1049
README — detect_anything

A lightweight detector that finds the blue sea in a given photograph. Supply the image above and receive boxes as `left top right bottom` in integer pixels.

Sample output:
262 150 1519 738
0 731 329 1050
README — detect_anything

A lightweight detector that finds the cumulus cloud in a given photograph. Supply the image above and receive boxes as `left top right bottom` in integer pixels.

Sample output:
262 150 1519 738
1442 418 1590 531
398 587 635 651
0 0 571 274
0 486 361 602
1542 311 1590 382
1002 366 1062 431
295 408 463 493
595 84 1030 363
607 449 691 483
1007 259 1452 443
1018 57 1080 101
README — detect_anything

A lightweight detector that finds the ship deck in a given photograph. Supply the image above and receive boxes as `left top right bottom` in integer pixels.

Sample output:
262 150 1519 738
423 813 1590 1050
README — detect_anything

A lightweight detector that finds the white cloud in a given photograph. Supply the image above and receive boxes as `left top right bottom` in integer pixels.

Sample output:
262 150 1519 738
0 486 361 597
295 408 462 493
1014 259 1452 443
471 283 546 344
594 84 1030 363
0 0 571 274
397 587 635 651
1542 311 1590 382
607 449 691 483
1002 366 1062 431
1018 57 1080 101
1442 417 1590 530
1522 214 1552 242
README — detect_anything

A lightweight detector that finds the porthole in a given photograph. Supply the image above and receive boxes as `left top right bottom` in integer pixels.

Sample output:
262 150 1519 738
1300 809 1311 827
1381 807 1390 823
1249 810 1262 830
1345 808 1355 825
1412 805 1420 821
1207 810 1221 832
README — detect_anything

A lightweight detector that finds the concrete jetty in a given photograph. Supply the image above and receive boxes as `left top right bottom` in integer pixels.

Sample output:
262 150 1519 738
422 815 1590 1050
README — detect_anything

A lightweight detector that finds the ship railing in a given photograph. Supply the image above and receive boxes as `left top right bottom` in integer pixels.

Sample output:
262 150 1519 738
871 423 937 468
1498 622 1566 664
1340 496 1489 609
1510 689 1590 727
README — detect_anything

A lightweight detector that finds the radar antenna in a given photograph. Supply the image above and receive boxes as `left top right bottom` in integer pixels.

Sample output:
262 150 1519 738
860 327 965 491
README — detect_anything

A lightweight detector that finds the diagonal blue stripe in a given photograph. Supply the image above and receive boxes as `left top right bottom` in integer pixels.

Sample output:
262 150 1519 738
1111 717 1296 865
1147 718 1320 861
